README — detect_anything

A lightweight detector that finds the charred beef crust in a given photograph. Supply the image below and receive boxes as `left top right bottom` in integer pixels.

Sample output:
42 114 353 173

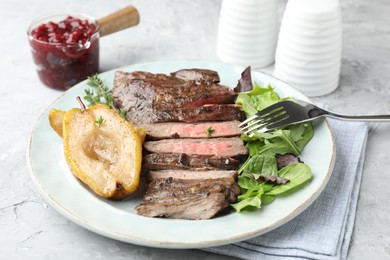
112 71 162 125
135 170 240 219
154 104 244 123
144 177 239 204
170 68 220 85
135 192 228 220
112 70 239 125
142 153 240 171
152 83 237 110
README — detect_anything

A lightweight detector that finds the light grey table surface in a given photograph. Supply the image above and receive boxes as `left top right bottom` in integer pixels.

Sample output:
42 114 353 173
1 0 389 259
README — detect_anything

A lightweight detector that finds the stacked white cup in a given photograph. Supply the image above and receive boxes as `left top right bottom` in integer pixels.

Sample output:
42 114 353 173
274 0 342 97
217 0 279 69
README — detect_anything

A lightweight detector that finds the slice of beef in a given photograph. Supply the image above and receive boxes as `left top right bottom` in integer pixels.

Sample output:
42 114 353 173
141 120 242 140
148 169 238 180
145 177 238 203
145 170 239 204
135 170 240 219
112 71 238 125
143 137 248 158
136 192 229 220
143 153 240 171
121 103 244 125
154 104 245 123
170 68 220 84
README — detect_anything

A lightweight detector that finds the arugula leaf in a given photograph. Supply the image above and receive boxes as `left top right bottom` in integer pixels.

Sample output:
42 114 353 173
238 152 278 178
231 195 263 212
253 128 311 156
231 177 264 212
265 163 312 196
288 123 314 151
261 195 275 205
236 83 281 118
231 176 278 212
236 175 256 190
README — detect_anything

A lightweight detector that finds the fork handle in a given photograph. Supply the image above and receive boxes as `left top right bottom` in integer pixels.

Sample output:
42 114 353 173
320 110 390 122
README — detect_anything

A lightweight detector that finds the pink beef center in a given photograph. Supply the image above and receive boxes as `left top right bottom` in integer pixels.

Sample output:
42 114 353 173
166 142 235 157
177 124 231 136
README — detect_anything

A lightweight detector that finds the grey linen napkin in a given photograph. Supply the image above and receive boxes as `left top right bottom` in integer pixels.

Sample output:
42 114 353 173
204 119 369 260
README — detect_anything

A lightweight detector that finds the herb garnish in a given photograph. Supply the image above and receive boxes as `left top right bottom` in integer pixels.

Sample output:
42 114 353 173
95 115 105 127
84 74 113 108
84 74 127 118
206 127 215 137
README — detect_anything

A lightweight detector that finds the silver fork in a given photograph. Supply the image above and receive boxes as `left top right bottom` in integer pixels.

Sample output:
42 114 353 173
239 99 390 136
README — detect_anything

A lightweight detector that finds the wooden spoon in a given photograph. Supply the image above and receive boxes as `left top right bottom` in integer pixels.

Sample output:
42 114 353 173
98 5 140 37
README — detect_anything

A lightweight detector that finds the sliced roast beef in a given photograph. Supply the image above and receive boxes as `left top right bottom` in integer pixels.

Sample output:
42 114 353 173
135 192 229 220
148 169 237 180
141 120 242 140
135 169 240 219
143 137 248 158
112 70 239 125
143 180 239 207
170 68 220 84
113 68 248 220
145 175 238 203
143 153 240 171
154 104 244 123
120 104 244 125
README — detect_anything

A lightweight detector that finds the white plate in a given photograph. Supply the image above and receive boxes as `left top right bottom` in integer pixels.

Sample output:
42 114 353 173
27 60 335 249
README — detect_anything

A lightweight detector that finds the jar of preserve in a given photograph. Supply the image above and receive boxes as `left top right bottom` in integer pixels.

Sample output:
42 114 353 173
27 14 100 90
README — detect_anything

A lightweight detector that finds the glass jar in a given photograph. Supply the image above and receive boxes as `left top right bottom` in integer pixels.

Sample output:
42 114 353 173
27 14 100 90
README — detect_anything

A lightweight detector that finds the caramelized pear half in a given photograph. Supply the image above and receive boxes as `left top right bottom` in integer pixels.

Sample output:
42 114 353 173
48 108 65 138
62 104 142 200
49 108 146 142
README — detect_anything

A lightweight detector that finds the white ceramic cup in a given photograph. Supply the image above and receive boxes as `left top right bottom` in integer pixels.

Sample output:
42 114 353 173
217 0 279 69
274 0 342 96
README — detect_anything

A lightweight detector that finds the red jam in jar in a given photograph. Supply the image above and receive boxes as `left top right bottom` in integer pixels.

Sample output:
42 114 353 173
28 14 100 90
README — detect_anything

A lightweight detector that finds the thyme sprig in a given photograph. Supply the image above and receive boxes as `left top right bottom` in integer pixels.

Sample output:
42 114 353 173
95 115 105 127
206 127 215 137
84 74 127 118
84 74 113 109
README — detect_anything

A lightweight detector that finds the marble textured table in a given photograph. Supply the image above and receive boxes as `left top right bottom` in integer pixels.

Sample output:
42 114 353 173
1 0 389 259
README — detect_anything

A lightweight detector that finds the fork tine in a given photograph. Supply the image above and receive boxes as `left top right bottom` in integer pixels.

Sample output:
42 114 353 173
264 117 313 132
239 113 259 128
261 117 292 132
238 102 285 128
244 112 289 136
241 99 319 136
240 108 286 131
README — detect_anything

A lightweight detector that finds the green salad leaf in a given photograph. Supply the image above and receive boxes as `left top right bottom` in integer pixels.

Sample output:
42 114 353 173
232 83 314 212
231 176 264 212
238 152 277 177
235 82 285 118
266 163 312 196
